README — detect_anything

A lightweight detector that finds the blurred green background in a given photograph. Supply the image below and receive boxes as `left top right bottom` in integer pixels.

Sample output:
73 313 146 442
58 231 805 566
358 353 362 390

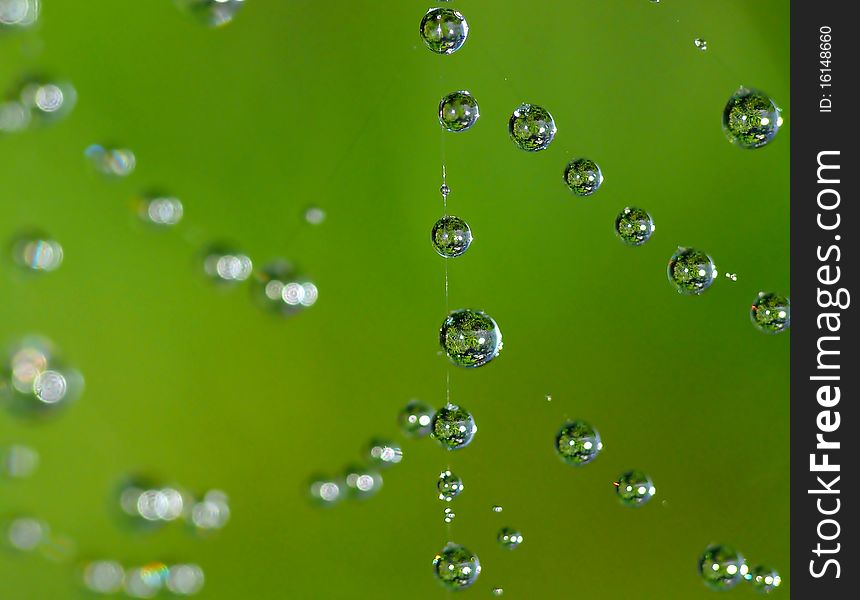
0 0 789 598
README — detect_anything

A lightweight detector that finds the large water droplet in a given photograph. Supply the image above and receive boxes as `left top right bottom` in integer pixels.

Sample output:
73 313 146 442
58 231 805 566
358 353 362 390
563 158 603 196
420 8 469 55
750 292 790 334
723 87 783 149
698 544 746 590
439 91 480 132
431 404 477 450
614 470 656 507
555 420 602 466
432 543 481 590
432 215 472 258
439 309 502 368
615 207 655 246
667 247 717 295
508 104 556 152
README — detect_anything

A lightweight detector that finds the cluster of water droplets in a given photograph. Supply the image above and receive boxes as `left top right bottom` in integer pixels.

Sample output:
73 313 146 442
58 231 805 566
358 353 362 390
698 544 781 594
82 559 205 597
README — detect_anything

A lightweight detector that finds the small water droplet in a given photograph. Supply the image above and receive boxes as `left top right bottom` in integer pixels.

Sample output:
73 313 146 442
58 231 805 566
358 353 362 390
694 38 708 51
497 527 523 550
443 507 456 523
492 505 503 513
85 144 136 177
304 206 326 225
398 400 435 437
440 183 450 197
438 470 464 501
492 587 504 596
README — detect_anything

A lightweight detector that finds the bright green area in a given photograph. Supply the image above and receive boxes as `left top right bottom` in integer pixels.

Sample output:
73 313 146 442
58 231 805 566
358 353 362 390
0 0 789 598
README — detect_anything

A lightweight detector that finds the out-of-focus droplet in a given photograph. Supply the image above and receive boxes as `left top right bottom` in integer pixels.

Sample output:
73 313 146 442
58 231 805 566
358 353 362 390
437 470 464 501
545 394 552 402
433 543 481 590
251 260 317 314
751 292 790 334
0 0 39 27
190 490 230 531
497 527 523 550
723 87 783 149
555 420 602 466
432 215 472 258
439 90 480 132
563 158 603 196
440 309 502 368
1 337 83 418
304 205 326 225
492 505 503 513
725 272 738 281
343 466 382 500
0 101 31 133
694 38 708 51
698 544 747 590
138 194 184 226
85 144 136 177
6 516 47 551
166 564 205 596
667 247 717 295
509 104 556 152
125 564 168 599
202 244 253 284
117 478 189 527
176 0 245 27
614 470 656 507
492 588 504 596
443 507 456 523
83 560 126 594
309 475 342 507
11 233 63 272
1 444 39 479
420 7 468 55
748 565 781 594
398 400 435 438
367 439 403 467
615 207 655 246
431 404 477 450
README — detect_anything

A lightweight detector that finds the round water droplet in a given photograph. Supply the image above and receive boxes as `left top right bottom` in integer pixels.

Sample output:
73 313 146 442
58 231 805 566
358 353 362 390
723 87 783 149
698 544 746 590
439 309 502 368
432 215 472 258
437 470 464 501
509 104 556 152
85 144 136 177
398 400 435 437
432 543 481 590
0 100 31 133
343 466 382 499
750 292 790 334
15 77 76 124
614 470 656 507
11 233 63 272
563 158 603 196
440 184 451 197
1 444 39 479
667 247 717 295
176 0 244 27
492 587 504 596
748 565 781 594
555 420 602 466
615 207 655 246
138 194 184 226
251 260 317 314
443 507 456 523
166 564 205 596
439 91 479 132
420 8 468 55
309 475 343 507
367 439 403 467
202 244 253 284
694 38 708 51
492 505 503 513
0 0 40 27
83 560 125 594
431 404 477 450
5 516 47 551
304 205 326 225
497 527 523 550
190 490 231 531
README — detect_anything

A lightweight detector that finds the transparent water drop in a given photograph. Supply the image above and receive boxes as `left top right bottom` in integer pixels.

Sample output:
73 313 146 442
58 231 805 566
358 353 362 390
251 260 317 314
440 183 450 198
368 439 403 467
431 404 477 450
138 194 184 226
202 244 253 283
748 565 781 594
0 0 40 27
667 247 717 295
6 516 47 551
190 490 231 531
439 91 480 133
698 544 747 590
343 466 382 499
508 104 556 152
125 564 168 598
751 292 790 334
432 543 481 590
309 475 343 507
85 144 136 177
1 444 39 479
614 470 656 507
176 0 244 27
166 564 205 596
17 77 76 124
555 420 602 466
443 507 456 523
723 87 783 149
420 8 468 55
497 527 523 550
32 370 68 404
83 560 125 594
725 272 738 282
398 400 435 437
563 158 603 196
694 38 708 51
545 394 552 402
304 205 326 225
492 587 504 596
432 215 472 258
492 505 503 513
437 470 464 501
439 309 502 368
615 207 655 246
11 233 63 272
0 100 31 133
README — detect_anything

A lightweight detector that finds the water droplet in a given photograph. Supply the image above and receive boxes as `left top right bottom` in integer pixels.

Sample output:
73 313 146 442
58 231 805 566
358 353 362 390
440 184 451 198
492 587 504 596
615 207 654 246
176 0 245 27
1 444 39 479
555 420 602 466
439 91 480 132
667 247 717 295
251 260 317 314
725 272 738 282
1 337 84 417
202 244 253 283
748 565 781 593
16 77 76 124
497 527 523 550
11 233 63 272
545 394 552 402
432 404 477 450
433 543 481 590
343 466 382 499
698 544 746 590
0 100 31 133
439 309 502 368
432 215 472 258
304 205 326 225
85 144 136 177
309 475 343 507
398 400 435 437
138 194 184 226
751 292 790 334
368 439 403 467
125 563 169 598
694 38 708 51
5 516 47 551
509 104 556 152
0 0 40 27
83 560 125 594
190 490 231 531
492 505 503 513
420 8 468 55
723 87 783 149
166 564 205 596
614 470 656 507
443 507 456 523
438 470 464 501
563 158 603 196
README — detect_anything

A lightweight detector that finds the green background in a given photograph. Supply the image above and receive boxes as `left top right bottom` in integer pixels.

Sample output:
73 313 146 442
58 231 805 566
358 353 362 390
0 0 790 598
